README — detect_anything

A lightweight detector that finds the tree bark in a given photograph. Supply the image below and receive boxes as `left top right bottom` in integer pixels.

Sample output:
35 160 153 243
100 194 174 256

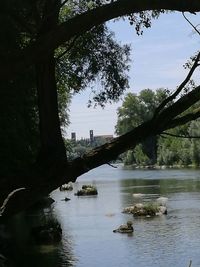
36 0 66 165
36 54 66 165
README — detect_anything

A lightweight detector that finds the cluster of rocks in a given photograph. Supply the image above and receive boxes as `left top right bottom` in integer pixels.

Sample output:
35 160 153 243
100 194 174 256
59 182 98 196
113 196 168 234
75 185 98 196
122 202 167 217
59 182 73 191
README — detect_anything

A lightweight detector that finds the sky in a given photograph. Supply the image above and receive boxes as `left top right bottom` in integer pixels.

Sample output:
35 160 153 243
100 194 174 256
66 11 200 140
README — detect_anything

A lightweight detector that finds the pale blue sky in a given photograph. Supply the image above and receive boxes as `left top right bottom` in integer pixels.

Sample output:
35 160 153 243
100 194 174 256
66 12 200 140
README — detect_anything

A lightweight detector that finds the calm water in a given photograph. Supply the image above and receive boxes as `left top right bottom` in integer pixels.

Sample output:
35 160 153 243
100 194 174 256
5 165 200 267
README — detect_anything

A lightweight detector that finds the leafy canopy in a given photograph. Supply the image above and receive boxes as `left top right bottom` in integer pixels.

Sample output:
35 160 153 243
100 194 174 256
116 88 170 135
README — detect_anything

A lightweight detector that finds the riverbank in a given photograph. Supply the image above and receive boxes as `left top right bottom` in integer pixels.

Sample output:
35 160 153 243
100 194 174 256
122 164 200 170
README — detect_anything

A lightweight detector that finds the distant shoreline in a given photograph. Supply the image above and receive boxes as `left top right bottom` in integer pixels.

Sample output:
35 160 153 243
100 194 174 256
122 164 200 170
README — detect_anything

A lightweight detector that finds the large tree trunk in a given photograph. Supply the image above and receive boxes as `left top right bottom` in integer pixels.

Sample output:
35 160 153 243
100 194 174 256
36 0 66 166
36 53 66 165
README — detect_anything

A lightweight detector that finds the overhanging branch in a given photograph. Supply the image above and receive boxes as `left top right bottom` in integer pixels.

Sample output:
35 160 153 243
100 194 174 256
182 12 200 35
154 85 200 129
164 108 200 129
161 132 200 139
154 52 200 117
1 0 200 79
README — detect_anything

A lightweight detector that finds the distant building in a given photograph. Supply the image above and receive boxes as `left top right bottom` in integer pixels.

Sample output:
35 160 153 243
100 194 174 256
71 132 76 141
89 130 94 143
70 131 113 144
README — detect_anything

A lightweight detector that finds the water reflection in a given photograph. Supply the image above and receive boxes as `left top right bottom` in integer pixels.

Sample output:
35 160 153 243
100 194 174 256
0 206 75 267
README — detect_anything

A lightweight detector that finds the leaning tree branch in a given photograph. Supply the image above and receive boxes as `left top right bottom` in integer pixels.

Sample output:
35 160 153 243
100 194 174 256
60 0 70 9
161 132 200 139
1 0 200 79
154 52 200 117
66 85 200 184
182 12 200 35
163 107 200 130
56 35 79 60
153 85 200 129
107 163 118 168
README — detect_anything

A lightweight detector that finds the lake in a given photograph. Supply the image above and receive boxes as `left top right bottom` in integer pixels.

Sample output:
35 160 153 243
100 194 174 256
5 165 200 267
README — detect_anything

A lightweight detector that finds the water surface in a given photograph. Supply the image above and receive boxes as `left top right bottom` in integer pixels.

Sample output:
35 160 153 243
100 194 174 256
7 165 200 266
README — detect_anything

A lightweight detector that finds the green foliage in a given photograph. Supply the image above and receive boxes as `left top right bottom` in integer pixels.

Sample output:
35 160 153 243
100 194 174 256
157 148 178 166
57 24 130 107
188 121 200 166
116 88 169 165
133 144 151 166
116 88 200 167
157 120 200 167
116 89 169 134
128 10 165 35
143 202 160 216
124 150 135 165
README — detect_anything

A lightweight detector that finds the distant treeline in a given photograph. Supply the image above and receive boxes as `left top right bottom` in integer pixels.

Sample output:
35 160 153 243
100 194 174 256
115 89 200 167
66 89 200 167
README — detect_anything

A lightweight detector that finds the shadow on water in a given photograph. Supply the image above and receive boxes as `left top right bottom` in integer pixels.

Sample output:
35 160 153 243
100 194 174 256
0 206 76 267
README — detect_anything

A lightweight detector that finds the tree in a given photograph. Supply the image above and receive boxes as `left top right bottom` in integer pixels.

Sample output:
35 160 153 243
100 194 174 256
116 89 169 165
0 0 130 173
1 1 200 217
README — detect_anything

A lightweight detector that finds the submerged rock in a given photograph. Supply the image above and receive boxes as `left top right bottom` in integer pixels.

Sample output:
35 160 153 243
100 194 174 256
113 221 134 233
61 197 71 201
75 185 98 196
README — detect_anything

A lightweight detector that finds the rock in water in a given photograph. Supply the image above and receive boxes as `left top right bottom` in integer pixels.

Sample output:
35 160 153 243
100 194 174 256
75 185 98 196
60 182 73 191
113 221 134 233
